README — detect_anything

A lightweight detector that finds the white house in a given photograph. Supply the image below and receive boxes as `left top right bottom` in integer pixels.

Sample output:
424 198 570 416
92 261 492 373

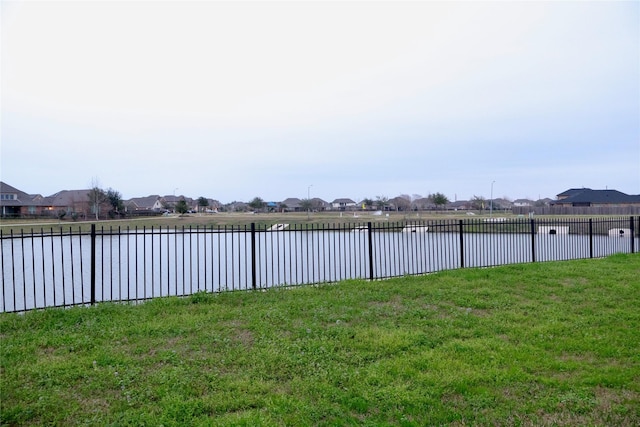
331 198 357 210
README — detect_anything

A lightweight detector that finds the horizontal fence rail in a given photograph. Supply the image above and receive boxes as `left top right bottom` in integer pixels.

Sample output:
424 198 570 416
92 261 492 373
1 217 638 313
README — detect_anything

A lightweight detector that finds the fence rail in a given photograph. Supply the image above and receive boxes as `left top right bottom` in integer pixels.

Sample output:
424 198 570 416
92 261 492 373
2 216 638 313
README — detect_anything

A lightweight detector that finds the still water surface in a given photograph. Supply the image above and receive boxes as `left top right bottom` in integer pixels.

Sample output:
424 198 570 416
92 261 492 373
1 230 635 312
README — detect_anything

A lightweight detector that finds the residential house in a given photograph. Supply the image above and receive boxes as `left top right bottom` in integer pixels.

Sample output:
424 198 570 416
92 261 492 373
201 198 221 212
412 197 436 211
225 201 249 212
552 188 640 207
44 189 107 219
125 195 163 212
1 182 117 219
331 198 357 211
280 198 302 212
160 195 196 212
556 188 590 201
493 198 514 210
447 200 472 211
389 196 412 211
513 188 640 215
513 199 534 207
310 198 330 211
0 182 47 217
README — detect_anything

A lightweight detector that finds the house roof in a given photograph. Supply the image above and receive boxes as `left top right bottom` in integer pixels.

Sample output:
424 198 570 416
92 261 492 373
557 188 592 198
162 195 195 204
0 182 42 207
494 198 514 207
43 190 94 207
1 182 23 194
332 198 356 204
126 195 161 209
448 200 470 208
412 197 434 205
281 197 301 205
553 189 640 205
311 197 329 207
387 197 412 209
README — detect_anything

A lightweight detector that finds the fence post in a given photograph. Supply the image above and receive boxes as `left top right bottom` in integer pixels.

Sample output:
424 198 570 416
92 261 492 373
631 216 636 254
589 218 593 258
459 220 464 268
367 222 374 281
530 219 536 263
90 224 96 305
250 223 257 290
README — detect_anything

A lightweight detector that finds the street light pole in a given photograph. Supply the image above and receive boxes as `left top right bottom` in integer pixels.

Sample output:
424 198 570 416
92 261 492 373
490 181 495 218
307 184 313 220
173 188 179 213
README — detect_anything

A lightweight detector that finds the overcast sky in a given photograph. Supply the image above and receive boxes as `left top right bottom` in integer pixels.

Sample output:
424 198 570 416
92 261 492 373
2 0 639 203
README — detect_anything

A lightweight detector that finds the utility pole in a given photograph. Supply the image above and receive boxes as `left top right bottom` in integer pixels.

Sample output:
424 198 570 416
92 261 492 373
307 184 313 220
490 180 495 218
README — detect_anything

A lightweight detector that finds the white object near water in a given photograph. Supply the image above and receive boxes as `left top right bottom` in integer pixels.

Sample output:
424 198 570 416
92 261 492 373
609 228 631 237
484 217 507 223
268 224 289 231
402 225 429 233
538 226 569 235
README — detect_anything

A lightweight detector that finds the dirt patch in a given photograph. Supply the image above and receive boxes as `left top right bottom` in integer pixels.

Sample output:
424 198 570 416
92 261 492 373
233 328 255 347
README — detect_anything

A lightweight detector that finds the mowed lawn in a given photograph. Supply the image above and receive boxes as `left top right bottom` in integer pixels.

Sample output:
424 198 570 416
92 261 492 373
1 254 639 426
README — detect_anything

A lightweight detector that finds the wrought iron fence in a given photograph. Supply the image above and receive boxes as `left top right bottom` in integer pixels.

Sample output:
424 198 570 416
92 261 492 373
1 216 638 313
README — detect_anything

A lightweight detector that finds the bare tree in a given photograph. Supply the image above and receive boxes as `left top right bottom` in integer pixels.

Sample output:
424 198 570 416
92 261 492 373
375 195 389 211
392 196 411 211
471 195 487 212
87 179 107 220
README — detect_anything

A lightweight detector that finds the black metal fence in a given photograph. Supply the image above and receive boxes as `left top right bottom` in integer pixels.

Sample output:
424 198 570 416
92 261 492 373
1 216 638 313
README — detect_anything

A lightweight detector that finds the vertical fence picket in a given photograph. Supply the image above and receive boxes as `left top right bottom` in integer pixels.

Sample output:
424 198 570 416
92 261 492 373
10 230 16 310
1 230 5 312
631 216 636 254
30 230 37 308
458 220 465 268
367 222 374 281
90 224 96 306
589 219 594 259
20 230 26 310
530 219 536 263
251 223 257 290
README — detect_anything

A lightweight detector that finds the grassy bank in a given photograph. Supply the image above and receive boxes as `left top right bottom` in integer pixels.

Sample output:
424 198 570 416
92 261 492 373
1 254 639 426
0 210 509 234
1 211 634 236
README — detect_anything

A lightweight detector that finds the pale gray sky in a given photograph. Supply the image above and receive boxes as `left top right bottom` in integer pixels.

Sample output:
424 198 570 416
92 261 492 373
2 0 639 203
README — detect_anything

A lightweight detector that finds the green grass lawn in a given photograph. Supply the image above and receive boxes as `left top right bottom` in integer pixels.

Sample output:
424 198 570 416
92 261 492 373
2 254 639 426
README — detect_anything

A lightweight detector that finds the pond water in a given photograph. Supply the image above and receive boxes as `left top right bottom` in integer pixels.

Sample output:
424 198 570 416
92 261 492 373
1 229 636 312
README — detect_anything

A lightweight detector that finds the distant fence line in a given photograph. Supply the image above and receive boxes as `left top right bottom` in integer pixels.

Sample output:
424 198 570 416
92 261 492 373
512 206 640 216
5 206 640 220
1 216 638 313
